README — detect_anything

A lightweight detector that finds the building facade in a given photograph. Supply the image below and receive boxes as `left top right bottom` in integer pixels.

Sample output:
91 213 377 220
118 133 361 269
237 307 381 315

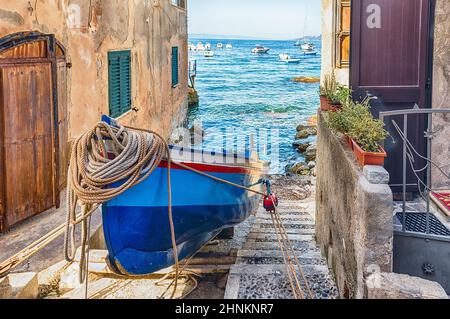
321 0 450 190
0 0 188 231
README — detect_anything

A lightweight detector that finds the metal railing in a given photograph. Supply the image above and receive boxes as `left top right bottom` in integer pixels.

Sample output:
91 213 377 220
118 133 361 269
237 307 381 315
379 108 450 238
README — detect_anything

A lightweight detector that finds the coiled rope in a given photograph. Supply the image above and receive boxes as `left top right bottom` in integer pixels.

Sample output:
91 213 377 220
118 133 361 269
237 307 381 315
63 121 313 299
64 121 181 298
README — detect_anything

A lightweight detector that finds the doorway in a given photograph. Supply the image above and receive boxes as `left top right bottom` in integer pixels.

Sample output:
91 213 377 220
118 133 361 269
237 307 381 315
0 32 68 232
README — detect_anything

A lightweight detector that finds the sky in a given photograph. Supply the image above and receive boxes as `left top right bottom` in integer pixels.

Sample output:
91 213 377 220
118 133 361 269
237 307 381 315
188 0 322 40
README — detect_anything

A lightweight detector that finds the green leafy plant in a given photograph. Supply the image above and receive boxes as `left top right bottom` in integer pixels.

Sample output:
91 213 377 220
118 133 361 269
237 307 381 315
328 101 371 134
319 73 337 98
329 85 353 106
328 101 389 152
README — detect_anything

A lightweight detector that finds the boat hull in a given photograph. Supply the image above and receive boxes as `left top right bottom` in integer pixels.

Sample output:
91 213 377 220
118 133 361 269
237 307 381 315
102 161 264 276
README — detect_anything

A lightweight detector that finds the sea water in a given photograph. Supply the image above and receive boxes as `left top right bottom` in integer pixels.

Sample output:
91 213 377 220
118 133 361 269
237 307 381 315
188 39 321 173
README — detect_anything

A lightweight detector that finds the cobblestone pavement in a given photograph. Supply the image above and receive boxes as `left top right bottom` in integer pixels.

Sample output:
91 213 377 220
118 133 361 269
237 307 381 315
224 177 339 299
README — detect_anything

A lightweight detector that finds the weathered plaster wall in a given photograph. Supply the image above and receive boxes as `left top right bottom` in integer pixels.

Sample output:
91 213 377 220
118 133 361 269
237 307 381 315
431 0 450 189
321 0 349 86
316 111 393 299
0 0 188 140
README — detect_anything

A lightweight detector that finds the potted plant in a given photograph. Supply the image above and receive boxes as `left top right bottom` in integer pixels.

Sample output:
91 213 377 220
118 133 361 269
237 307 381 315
348 114 389 167
329 85 352 111
319 73 337 111
328 102 370 149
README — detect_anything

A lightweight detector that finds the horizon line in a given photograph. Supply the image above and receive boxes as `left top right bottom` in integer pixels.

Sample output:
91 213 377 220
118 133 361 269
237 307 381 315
188 33 322 41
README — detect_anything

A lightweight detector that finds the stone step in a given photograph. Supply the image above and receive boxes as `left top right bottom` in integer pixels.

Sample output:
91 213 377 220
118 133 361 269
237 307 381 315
246 233 314 242
254 220 315 226
249 228 315 236
237 256 327 267
242 241 318 252
237 249 322 259
255 215 314 222
60 277 192 299
228 264 329 276
0 276 12 299
8 272 39 299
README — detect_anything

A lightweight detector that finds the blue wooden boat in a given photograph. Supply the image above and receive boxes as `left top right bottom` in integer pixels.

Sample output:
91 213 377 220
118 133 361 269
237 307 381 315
102 142 269 276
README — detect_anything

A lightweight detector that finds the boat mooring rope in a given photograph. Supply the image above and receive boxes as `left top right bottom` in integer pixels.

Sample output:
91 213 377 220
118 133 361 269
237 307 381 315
1 120 313 299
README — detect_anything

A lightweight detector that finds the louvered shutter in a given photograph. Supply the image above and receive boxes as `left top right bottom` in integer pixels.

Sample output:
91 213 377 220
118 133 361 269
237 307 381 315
108 51 131 117
172 47 179 87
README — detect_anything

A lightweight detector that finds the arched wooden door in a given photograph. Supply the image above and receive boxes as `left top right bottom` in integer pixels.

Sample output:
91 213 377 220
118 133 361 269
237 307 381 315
0 32 68 232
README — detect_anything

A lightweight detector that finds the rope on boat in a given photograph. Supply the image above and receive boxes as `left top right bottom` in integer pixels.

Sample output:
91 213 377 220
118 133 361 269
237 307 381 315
64 121 182 298
1 120 313 299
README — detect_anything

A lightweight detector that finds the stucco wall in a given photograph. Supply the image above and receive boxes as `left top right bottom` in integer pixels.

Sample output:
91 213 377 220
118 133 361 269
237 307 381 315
431 0 450 189
321 0 349 86
0 0 188 140
316 111 393 299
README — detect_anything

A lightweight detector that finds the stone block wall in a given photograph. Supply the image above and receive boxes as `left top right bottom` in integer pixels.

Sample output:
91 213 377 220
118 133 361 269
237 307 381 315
431 0 450 189
315 111 394 299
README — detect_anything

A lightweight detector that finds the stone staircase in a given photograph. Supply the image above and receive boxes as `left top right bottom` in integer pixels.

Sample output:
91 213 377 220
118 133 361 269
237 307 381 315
224 201 339 299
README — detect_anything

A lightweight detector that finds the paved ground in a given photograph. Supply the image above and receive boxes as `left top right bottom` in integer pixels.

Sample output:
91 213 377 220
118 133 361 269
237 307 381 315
0 191 102 274
218 176 339 299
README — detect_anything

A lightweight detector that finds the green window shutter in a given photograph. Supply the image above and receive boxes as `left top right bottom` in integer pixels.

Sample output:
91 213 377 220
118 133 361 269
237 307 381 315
172 47 179 87
108 50 131 118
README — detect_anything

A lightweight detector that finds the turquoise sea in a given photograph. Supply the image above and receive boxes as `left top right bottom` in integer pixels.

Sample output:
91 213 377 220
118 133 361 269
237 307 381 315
188 38 321 173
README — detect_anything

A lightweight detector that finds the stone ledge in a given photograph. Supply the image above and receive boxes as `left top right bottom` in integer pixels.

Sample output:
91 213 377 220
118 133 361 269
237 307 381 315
363 165 390 185
8 272 39 299
316 110 394 298
366 272 449 299
0 276 12 299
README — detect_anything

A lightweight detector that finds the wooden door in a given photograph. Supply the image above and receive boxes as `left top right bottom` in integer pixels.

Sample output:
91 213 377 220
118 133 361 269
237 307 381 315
0 61 55 230
350 0 434 192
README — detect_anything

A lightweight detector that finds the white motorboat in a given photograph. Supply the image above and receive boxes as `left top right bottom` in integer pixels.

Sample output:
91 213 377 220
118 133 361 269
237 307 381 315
252 45 270 54
225 43 233 49
197 42 205 51
301 50 318 56
294 41 302 46
279 53 301 63
217 43 223 49
204 50 215 58
301 43 315 51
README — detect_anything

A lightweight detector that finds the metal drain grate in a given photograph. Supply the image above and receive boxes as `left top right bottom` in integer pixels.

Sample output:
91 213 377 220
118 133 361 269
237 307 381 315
396 212 450 236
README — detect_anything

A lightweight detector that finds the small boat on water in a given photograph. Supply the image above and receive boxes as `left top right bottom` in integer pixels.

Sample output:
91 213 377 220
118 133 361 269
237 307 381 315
252 45 270 54
301 50 318 56
279 53 301 64
226 43 233 49
196 42 205 51
101 118 268 276
188 43 197 51
204 50 215 58
294 41 302 47
301 43 315 51
205 43 211 50
217 43 223 49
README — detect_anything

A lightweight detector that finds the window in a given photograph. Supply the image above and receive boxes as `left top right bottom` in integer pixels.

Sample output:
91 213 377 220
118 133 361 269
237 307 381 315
334 0 351 68
108 50 131 118
171 0 186 9
172 46 179 87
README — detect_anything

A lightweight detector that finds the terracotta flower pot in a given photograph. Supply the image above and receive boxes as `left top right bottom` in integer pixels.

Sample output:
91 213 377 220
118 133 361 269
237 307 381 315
344 135 353 150
351 139 387 167
320 96 331 111
329 103 342 112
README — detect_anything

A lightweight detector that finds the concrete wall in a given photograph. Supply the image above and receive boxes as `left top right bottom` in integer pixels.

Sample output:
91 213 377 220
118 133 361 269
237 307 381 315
431 0 450 189
315 111 393 299
0 0 188 140
321 0 349 85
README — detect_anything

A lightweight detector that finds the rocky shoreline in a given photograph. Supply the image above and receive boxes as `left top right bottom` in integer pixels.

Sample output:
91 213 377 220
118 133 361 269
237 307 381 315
285 118 318 177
